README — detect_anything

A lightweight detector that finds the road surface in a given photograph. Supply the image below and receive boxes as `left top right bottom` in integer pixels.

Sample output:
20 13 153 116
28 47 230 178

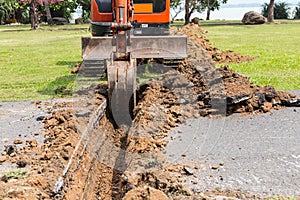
165 91 300 196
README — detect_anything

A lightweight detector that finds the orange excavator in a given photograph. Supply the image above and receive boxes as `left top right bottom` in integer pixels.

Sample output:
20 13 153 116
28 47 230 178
81 0 187 126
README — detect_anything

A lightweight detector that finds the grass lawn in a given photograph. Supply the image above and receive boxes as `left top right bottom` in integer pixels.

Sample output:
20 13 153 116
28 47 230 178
202 22 300 90
0 24 90 101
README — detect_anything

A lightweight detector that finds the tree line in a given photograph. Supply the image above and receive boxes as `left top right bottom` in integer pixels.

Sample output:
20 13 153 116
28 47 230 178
0 0 300 28
0 0 90 28
171 0 300 23
171 0 228 23
262 1 300 20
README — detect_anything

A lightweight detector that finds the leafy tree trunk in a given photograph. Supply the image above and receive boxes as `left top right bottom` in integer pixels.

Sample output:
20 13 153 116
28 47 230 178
171 8 183 22
268 0 275 22
184 0 196 25
30 1 38 29
185 0 190 25
206 0 211 20
45 0 53 25
206 0 218 20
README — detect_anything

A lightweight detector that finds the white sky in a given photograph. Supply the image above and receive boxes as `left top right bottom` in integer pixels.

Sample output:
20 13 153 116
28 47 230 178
227 0 298 4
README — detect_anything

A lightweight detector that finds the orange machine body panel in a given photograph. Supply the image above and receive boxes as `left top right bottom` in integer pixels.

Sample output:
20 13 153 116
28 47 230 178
134 3 153 13
91 0 170 24
133 0 170 23
91 0 112 22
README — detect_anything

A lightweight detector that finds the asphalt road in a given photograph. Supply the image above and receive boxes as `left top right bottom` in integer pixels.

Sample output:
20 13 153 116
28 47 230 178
0 101 47 152
165 91 300 196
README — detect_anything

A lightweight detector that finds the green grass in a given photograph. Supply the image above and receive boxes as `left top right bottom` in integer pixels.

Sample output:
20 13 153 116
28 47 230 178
203 23 300 90
0 24 90 101
1 169 27 181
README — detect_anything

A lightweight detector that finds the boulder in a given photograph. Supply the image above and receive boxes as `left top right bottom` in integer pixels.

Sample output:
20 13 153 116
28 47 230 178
242 11 266 25
75 18 91 24
52 17 68 25
191 17 201 24
75 18 84 24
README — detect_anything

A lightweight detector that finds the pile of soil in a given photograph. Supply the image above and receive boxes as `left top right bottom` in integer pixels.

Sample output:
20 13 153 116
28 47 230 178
219 66 298 114
174 23 258 63
176 24 299 116
178 62 298 115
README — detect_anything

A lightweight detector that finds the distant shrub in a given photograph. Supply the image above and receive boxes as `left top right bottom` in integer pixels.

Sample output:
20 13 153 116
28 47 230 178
262 2 291 19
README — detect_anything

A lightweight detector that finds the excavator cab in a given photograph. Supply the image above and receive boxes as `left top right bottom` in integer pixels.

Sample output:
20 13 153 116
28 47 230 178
91 0 170 36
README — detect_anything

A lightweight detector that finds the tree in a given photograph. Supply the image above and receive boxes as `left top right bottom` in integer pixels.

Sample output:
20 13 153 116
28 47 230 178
267 0 275 22
20 0 65 29
0 0 16 24
171 0 228 24
204 0 227 20
29 0 38 29
14 1 30 23
44 0 53 25
49 0 77 19
274 2 290 19
262 1 291 20
170 0 184 22
20 0 43 29
184 0 205 25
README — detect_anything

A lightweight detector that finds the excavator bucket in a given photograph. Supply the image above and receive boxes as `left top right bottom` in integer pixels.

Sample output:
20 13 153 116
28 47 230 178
107 59 136 126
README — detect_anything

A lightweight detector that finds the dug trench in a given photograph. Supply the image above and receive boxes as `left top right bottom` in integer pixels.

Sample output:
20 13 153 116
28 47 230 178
0 24 299 199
